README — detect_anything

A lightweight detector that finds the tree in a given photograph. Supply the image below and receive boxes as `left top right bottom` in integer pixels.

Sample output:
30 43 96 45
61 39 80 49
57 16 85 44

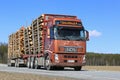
0 42 8 63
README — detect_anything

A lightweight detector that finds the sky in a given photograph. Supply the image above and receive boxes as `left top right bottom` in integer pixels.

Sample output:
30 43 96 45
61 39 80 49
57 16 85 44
0 0 120 53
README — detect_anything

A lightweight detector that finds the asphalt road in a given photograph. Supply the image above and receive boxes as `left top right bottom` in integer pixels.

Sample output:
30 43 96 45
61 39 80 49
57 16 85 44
0 64 120 80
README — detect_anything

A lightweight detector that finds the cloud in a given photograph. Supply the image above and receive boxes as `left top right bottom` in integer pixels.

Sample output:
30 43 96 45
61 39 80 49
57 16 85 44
89 30 102 37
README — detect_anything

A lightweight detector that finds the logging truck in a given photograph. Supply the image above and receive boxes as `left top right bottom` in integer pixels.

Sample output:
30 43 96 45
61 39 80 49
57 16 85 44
8 14 89 70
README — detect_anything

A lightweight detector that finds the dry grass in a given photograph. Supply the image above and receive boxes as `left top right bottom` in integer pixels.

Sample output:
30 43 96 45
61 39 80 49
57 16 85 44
83 66 120 71
0 71 78 80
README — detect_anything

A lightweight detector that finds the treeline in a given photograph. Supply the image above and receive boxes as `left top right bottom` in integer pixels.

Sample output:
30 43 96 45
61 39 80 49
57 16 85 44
0 42 8 63
86 52 120 66
0 42 120 66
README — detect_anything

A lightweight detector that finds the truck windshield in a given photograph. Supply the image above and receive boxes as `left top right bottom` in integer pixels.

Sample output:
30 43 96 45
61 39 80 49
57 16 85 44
54 26 86 41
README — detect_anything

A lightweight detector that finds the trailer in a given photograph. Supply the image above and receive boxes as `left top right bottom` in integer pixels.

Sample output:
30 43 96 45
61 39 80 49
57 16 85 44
8 14 89 70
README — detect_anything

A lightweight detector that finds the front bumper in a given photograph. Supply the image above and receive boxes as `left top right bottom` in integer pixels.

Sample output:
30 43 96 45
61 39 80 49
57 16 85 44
51 62 85 67
51 53 86 67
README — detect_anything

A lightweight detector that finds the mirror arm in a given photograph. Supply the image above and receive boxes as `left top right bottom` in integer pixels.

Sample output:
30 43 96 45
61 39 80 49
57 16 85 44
86 30 89 41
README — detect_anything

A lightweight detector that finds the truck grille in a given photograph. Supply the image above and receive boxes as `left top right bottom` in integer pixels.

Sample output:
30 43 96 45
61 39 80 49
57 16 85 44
59 46 83 53
64 60 78 63
65 47 77 52
64 55 78 58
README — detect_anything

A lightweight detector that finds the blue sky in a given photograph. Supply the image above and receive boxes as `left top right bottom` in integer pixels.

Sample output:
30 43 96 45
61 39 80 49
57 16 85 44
0 0 120 53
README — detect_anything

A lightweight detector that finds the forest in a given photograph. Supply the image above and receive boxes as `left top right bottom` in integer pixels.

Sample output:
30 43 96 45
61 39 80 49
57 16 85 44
0 42 120 66
86 52 120 66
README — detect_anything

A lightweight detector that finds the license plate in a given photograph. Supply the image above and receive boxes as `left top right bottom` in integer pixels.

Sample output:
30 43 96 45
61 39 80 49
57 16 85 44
68 60 74 63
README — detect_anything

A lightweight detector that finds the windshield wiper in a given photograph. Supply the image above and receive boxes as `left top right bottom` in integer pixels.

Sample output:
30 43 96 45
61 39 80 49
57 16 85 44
64 36 71 40
75 37 85 41
56 36 69 40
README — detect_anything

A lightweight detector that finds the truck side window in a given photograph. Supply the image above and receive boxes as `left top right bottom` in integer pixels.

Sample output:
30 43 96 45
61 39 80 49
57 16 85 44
80 30 85 38
50 27 54 39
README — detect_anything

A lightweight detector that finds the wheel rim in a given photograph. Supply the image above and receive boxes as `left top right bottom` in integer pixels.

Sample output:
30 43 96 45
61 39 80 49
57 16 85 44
27 58 30 68
45 57 51 70
31 58 34 68
35 59 38 69
27 61 29 67
46 59 50 67
15 60 17 67
31 61 33 68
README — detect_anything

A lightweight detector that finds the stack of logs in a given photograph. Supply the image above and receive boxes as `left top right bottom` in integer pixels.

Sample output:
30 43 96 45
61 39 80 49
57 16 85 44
8 34 14 59
8 27 25 58
8 15 46 59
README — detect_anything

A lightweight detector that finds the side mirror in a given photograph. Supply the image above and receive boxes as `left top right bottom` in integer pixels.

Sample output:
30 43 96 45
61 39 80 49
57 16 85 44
50 27 54 39
85 30 89 41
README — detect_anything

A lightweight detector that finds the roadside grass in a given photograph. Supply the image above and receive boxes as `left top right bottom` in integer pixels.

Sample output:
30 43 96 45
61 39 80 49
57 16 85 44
0 71 78 80
83 66 120 71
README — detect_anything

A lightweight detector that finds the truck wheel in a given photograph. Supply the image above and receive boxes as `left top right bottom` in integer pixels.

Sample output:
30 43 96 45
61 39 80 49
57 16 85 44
10 59 15 67
31 57 35 69
74 66 82 71
15 59 18 67
8 59 12 67
45 56 53 70
27 58 31 68
35 58 40 69
15 59 19 67
17 61 20 67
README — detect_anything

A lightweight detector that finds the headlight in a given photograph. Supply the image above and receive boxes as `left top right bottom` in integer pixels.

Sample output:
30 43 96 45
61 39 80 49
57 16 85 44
55 54 59 63
82 55 86 63
83 55 86 60
55 54 59 61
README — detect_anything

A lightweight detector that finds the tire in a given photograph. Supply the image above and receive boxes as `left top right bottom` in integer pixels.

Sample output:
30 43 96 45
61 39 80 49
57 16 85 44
15 59 20 67
27 58 31 68
34 58 40 69
31 57 35 69
15 59 18 67
17 61 20 67
8 59 15 67
45 56 53 70
74 66 82 71
15 59 25 67
11 60 15 67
